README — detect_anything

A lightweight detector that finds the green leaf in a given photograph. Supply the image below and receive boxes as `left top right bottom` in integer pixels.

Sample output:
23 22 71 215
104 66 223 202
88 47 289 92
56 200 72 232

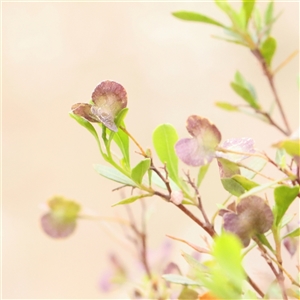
213 233 245 290
264 1 274 26
283 227 300 239
178 287 199 300
131 159 151 185
215 102 238 111
152 124 179 184
111 108 130 168
230 82 260 109
234 71 257 100
221 178 245 196
256 233 275 253
162 274 201 286
242 0 255 27
112 193 152 207
253 7 262 32
240 177 284 199
197 164 210 187
69 112 103 154
215 0 244 30
275 148 287 169
93 164 136 186
273 185 299 226
274 139 300 157
260 36 276 66
232 174 259 191
172 11 226 28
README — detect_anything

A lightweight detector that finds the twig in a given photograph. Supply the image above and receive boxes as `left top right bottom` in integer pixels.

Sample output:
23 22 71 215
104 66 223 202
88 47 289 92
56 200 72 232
251 48 292 136
246 274 265 298
253 236 288 300
184 171 215 235
273 50 299 75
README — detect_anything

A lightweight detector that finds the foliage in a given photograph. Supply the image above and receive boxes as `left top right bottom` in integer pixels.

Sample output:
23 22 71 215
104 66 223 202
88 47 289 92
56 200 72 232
42 1 299 299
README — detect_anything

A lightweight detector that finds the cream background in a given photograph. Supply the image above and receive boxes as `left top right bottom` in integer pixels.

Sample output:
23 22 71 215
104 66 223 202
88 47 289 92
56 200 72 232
2 1 299 299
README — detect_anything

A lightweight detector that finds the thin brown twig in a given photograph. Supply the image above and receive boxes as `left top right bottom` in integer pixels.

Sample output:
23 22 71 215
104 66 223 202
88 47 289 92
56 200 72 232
251 48 291 136
273 50 299 75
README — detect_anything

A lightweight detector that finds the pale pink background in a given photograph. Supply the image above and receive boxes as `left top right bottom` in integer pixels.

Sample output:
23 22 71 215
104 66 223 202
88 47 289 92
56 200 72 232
2 1 299 299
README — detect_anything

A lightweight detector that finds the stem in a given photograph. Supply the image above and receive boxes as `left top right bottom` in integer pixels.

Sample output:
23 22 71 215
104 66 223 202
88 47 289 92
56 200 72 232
246 274 265 298
251 48 292 136
273 50 299 75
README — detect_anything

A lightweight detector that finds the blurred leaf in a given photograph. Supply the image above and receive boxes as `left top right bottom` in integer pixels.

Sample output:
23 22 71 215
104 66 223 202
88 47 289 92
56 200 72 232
213 233 245 288
283 227 300 239
172 11 226 28
162 274 201 286
153 124 179 184
273 139 300 157
178 287 199 300
275 148 287 169
242 0 255 27
112 193 152 207
41 196 81 239
231 174 259 191
273 185 299 226
240 157 267 179
197 164 210 187
260 36 276 66
253 7 262 32
215 0 244 30
234 71 257 100
131 159 151 185
215 102 238 111
230 82 260 109
94 164 136 186
182 251 204 273
264 1 274 26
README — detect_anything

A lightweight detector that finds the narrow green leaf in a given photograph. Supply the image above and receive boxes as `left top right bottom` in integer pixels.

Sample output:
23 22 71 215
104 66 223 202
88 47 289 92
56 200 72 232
131 159 151 185
264 1 274 25
215 0 244 30
283 227 300 239
172 11 226 28
152 124 179 184
253 7 262 32
242 0 255 27
93 164 136 186
162 274 201 286
215 102 238 111
274 185 299 226
230 82 260 109
240 177 284 199
69 112 103 154
260 36 276 66
234 71 257 100
275 148 287 169
112 193 152 207
232 174 259 191
256 233 275 253
197 164 210 187
275 139 300 157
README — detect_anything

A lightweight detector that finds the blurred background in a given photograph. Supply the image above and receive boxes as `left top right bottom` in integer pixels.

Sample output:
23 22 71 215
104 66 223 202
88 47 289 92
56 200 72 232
2 1 299 299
